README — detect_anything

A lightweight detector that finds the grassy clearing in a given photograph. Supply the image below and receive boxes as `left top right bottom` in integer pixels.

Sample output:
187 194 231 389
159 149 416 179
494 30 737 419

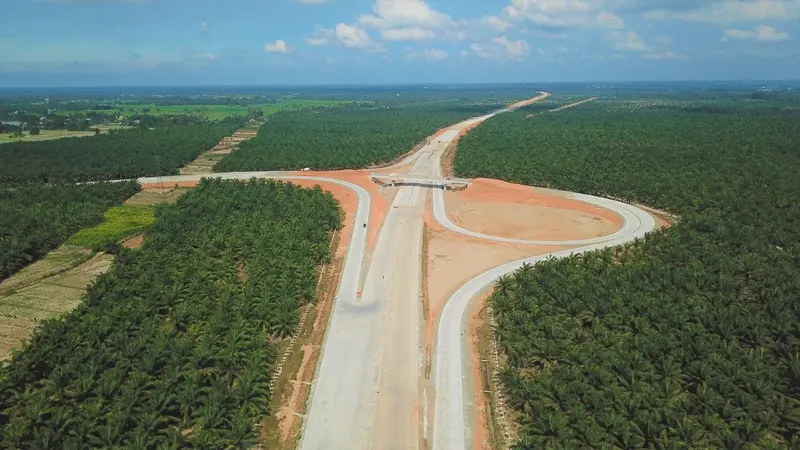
65 204 155 250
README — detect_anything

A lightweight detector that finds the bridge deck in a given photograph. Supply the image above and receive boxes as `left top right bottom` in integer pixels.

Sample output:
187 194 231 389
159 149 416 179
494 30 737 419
370 173 472 190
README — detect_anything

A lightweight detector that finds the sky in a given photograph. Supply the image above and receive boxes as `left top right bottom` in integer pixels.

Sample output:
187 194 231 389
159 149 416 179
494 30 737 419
1 0 799 87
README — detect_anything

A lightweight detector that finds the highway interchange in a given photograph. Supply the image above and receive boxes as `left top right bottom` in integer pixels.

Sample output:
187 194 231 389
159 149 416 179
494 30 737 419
131 93 659 449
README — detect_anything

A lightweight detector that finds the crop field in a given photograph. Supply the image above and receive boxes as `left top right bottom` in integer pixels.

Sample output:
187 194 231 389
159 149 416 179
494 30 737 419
0 120 240 183
215 103 497 171
0 182 140 282
58 99 358 120
0 179 342 448
65 204 156 251
456 100 800 447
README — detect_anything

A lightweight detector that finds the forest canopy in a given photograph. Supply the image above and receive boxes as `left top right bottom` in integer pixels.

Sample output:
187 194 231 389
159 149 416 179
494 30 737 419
455 103 800 448
214 104 500 172
0 119 241 183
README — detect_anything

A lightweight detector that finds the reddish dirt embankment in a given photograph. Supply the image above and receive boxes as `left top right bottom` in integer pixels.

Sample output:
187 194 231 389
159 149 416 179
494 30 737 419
446 178 623 241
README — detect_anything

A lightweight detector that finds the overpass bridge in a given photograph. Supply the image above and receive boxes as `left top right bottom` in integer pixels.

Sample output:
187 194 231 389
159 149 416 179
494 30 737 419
370 173 472 191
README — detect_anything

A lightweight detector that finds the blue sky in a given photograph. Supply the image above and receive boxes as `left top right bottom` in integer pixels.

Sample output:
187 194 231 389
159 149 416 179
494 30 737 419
1 0 799 86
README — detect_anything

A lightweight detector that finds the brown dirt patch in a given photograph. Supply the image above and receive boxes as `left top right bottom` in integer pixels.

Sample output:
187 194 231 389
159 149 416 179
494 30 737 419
126 188 190 205
445 178 623 240
140 181 199 190
121 235 144 249
445 187 621 241
423 226 570 363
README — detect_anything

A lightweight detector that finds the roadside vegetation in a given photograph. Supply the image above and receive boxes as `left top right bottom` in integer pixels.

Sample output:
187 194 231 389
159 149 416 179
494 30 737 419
456 100 800 447
0 178 342 448
0 119 241 183
214 104 501 171
0 182 139 282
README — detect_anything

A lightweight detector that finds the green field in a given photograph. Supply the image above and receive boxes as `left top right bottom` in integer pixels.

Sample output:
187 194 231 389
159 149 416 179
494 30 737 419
59 99 360 120
65 204 156 250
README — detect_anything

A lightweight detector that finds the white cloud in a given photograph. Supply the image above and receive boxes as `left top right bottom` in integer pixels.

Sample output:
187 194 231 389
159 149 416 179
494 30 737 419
357 0 466 41
407 47 448 60
502 0 625 29
264 40 291 54
485 15 514 31
722 25 789 41
382 27 435 41
359 0 452 29
306 23 386 52
646 0 800 23
471 36 530 60
607 30 682 59
335 23 374 48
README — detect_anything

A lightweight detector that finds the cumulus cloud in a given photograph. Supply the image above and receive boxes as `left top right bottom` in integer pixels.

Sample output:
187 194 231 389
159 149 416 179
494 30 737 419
264 40 291 54
305 24 386 52
357 0 466 41
501 0 625 29
722 24 789 41
407 47 448 60
335 23 374 48
471 36 530 60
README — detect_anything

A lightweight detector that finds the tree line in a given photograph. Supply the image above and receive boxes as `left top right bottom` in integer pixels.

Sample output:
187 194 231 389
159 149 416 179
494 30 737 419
214 104 498 172
0 179 342 448
0 119 242 184
456 102 800 448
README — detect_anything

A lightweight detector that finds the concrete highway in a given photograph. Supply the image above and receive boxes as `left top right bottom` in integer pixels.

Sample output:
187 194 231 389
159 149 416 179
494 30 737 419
126 91 659 450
